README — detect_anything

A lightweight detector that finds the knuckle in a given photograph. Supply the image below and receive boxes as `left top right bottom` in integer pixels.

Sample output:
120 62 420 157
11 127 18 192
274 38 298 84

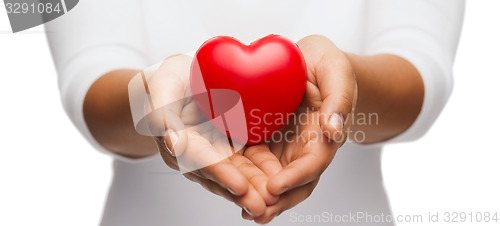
239 161 257 171
243 147 257 158
244 145 266 158
248 173 266 184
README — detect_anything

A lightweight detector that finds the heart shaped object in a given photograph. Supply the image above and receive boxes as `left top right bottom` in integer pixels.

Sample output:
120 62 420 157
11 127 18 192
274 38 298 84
190 35 306 145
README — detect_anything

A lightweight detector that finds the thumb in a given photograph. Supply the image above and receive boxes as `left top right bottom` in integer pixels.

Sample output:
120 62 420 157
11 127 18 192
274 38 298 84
315 54 357 143
143 55 192 156
297 35 356 143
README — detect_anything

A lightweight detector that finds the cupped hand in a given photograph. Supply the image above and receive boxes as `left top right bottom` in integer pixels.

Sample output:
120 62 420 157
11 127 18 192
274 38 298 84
242 35 358 224
142 54 277 217
135 33 357 223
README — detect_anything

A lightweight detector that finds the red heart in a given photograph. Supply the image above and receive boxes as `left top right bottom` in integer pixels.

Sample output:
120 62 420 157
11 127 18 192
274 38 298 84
190 35 306 145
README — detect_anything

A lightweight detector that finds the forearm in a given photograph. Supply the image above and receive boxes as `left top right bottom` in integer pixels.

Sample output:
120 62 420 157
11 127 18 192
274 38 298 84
80 52 423 155
83 69 158 158
345 53 424 143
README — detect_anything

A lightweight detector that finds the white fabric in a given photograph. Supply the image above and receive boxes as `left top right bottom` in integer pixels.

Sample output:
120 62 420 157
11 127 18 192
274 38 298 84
45 0 464 225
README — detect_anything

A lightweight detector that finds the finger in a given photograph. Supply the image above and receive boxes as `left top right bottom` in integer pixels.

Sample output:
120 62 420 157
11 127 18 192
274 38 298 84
146 106 188 157
183 173 266 218
254 180 319 224
317 59 355 143
267 137 335 196
235 184 267 218
210 126 235 156
185 134 249 196
210 138 277 205
232 153 279 205
183 172 234 202
244 144 283 177
195 161 249 196
241 208 253 220
269 136 286 160
147 55 193 156
181 136 267 217
162 109 188 156
298 35 356 142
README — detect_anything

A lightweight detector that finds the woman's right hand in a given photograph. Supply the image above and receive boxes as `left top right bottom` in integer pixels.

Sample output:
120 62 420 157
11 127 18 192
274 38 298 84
141 54 278 218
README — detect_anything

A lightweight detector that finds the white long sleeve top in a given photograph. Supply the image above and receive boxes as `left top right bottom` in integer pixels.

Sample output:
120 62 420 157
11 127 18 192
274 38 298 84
45 0 464 225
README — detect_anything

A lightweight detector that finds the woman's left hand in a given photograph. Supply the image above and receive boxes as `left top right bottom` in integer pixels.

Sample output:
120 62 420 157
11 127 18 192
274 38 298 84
241 35 358 224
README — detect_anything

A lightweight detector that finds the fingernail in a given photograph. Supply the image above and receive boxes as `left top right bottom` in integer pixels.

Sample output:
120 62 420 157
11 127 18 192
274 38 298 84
163 139 174 156
164 129 178 156
243 207 254 217
227 188 237 195
329 113 344 133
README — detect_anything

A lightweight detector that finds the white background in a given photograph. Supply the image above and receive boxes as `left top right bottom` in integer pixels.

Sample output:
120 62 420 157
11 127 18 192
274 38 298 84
0 1 498 225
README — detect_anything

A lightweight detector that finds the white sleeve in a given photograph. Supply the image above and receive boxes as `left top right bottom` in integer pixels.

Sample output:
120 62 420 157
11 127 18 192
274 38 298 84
45 0 156 162
354 0 465 146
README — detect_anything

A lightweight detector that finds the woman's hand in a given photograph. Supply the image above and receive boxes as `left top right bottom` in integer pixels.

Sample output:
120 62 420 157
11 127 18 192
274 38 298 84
143 54 279 218
84 33 422 224
241 35 358 223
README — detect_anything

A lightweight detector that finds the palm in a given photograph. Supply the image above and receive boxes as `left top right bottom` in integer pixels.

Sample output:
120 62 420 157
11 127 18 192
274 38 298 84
241 82 340 224
145 55 276 217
